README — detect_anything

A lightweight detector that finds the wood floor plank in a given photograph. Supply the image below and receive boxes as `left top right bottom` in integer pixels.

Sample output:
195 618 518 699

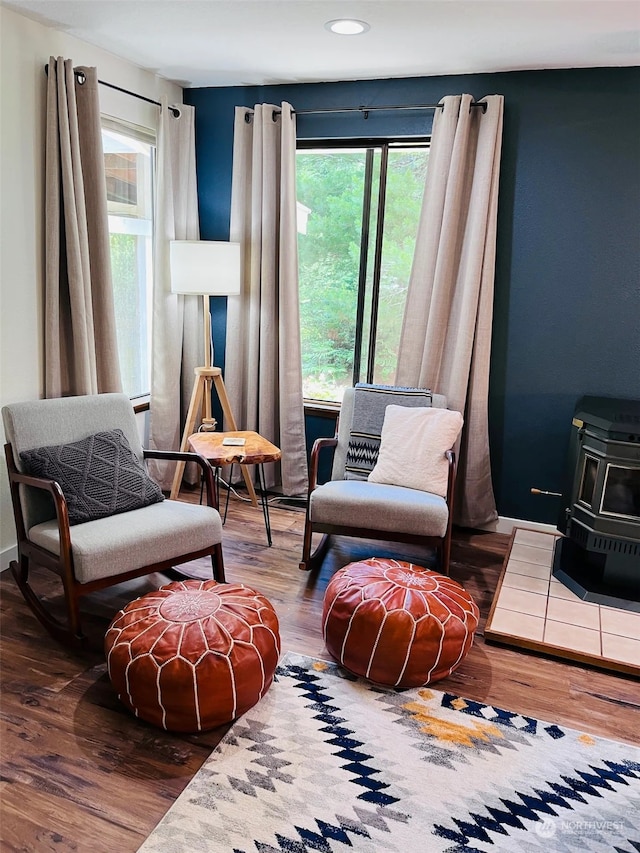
1 780 147 852
1 494 638 852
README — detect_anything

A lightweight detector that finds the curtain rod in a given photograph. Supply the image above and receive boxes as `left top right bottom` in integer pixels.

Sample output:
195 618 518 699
245 101 487 122
44 64 181 117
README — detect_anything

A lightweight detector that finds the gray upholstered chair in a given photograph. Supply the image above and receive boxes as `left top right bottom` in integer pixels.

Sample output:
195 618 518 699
300 385 457 575
3 393 224 646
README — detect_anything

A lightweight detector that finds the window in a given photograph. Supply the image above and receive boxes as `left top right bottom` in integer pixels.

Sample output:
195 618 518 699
296 140 429 403
101 119 155 399
579 455 599 507
601 464 640 520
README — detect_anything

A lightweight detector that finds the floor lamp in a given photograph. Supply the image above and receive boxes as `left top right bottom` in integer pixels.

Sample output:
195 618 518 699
168 240 258 505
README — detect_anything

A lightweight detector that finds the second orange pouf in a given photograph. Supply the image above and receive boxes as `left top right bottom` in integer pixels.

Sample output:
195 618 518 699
322 557 479 688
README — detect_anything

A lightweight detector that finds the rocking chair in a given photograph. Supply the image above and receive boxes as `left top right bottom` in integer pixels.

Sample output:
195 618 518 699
3 393 224 646
300 385 457 575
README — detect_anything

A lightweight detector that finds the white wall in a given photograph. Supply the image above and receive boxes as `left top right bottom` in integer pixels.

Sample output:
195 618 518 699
0 6 182 567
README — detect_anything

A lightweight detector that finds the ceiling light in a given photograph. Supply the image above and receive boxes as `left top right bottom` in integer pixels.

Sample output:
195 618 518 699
325 19 370 36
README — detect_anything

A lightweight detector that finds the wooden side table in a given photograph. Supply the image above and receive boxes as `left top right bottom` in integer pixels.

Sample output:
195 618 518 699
188 431 282 546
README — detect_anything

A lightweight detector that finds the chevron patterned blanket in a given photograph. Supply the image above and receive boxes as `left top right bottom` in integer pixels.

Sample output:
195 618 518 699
138 652 640 853
344 384 432 479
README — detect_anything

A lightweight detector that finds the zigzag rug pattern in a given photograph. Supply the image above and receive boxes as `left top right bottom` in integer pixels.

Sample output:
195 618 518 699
138 652 640 852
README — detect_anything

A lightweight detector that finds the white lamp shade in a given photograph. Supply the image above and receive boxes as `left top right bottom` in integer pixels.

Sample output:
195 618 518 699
169 240 241 296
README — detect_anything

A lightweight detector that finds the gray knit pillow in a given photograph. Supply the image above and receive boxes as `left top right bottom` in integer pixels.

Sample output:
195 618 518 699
20 429 164 525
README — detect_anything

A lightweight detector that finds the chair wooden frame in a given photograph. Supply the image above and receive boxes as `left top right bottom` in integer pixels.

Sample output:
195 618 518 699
4 445 225 647
300 430 457 575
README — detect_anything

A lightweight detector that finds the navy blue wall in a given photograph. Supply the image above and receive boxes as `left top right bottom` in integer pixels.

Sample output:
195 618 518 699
186 67 640 524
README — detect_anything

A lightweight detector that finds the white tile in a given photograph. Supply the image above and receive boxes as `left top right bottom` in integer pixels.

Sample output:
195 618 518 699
600 607 640 640
488 608 545 641
543 620 601 656
502 573 550 595
601 633 640 668
514 528 557 550
495 586 548 618
510 543 554 567
506 560 552 580
549 580 591 602
546 597 601 630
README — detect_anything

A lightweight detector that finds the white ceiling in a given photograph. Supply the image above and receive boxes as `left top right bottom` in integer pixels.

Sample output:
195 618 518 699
3 0 640 88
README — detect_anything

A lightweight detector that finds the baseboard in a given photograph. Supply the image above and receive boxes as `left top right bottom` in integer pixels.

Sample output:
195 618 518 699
481 516 558 536
1 543 17 573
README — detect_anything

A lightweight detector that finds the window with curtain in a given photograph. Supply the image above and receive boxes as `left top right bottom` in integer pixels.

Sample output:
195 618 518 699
101 118 156 399
296 139 429 403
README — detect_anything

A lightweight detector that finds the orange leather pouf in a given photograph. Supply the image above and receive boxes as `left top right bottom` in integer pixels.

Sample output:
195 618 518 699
105 579 281 732
322 557 479 688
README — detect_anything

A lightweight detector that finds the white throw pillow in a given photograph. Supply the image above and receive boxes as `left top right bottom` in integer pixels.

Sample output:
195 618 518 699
367 405 464 497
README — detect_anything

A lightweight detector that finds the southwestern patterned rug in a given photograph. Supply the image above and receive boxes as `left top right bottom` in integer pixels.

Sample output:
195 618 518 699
138 652 640 853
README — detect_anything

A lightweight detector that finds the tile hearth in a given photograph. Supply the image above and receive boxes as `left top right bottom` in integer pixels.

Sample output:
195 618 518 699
485 527 640 677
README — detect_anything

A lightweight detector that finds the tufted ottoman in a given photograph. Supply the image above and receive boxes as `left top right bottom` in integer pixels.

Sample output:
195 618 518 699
105 579 280 732
322 557 479 688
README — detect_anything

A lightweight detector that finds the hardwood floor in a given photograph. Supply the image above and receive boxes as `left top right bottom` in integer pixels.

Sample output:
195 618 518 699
1 493 638 852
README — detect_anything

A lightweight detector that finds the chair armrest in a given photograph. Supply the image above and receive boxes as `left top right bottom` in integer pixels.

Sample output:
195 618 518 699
308 437 338 495
144 448 207 464
445 449 457 511
7 467 73 564
143 449 218 510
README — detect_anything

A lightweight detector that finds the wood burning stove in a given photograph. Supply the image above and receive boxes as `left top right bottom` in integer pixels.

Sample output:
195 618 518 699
554 396 640 612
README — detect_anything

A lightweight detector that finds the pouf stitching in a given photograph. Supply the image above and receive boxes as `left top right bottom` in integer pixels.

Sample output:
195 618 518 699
118 627 277 727
120 620 251 728
392 619 419 686
106 579 281 732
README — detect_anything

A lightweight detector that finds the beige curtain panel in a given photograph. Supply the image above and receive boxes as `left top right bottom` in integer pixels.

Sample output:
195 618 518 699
396 94 504 528
44 56 121 397
226 103 308 496
148 98 202 489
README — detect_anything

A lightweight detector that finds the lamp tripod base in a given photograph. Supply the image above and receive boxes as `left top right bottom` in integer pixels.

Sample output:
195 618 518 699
169 366 258 506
